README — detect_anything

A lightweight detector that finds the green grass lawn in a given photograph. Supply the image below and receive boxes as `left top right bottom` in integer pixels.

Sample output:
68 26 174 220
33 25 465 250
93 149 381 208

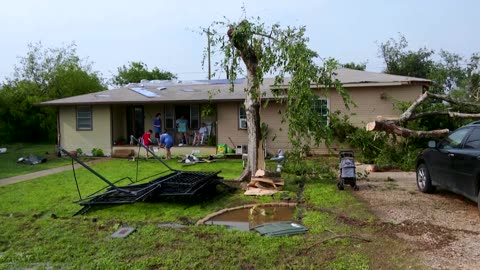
0 143 84 179
0 157 424 269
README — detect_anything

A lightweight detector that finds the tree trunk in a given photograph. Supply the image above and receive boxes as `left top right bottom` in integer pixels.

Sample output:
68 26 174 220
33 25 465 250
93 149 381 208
244 71 262 175
226 23 264 179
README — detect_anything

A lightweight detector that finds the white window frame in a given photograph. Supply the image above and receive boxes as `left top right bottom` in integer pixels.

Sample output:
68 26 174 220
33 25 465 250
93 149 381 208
313 98 330 125
238 104 247 129
76 105 92 131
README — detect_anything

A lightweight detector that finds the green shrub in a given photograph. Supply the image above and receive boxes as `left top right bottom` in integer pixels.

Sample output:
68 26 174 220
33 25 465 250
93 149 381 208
91 148 104 157
329 112 424 171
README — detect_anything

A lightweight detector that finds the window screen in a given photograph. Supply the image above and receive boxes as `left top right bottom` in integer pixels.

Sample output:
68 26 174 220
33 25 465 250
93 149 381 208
76 106 92 130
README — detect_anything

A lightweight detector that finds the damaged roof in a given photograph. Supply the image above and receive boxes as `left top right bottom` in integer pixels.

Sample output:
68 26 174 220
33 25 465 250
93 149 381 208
39 68 430 106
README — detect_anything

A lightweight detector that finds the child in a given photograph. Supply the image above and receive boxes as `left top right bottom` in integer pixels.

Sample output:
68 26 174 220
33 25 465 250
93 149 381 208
159 130 174 160
142 129 153 158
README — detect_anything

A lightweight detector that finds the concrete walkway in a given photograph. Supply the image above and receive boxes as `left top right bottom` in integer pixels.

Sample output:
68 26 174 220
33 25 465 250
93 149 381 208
0 158 109 187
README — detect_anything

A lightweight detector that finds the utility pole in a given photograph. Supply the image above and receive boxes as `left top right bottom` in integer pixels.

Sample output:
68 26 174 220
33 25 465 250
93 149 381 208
206 28 211 80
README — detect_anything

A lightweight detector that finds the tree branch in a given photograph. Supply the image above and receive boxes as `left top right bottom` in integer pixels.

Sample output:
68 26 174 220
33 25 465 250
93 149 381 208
298 233 371 256
409 111 480 120
252 31 278 42
366 121 449 138
367 91 480 138
399 91 428 120
426 92 480 107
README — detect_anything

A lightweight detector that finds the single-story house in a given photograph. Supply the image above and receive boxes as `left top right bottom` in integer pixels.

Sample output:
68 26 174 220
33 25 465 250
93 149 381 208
39 68 430 157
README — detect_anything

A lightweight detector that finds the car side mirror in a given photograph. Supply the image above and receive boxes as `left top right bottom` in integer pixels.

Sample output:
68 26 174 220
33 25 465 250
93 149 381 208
427 140 436 148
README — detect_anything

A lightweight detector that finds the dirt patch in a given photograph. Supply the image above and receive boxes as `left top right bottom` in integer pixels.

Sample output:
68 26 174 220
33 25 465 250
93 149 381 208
335 213 368 227
379 220 457 250
354 165 480 270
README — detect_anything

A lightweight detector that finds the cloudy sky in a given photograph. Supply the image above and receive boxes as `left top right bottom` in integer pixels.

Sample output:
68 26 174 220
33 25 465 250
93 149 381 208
0 0 478 83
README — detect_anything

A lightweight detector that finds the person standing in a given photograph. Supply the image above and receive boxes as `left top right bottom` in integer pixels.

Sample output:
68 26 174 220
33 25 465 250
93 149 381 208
175 115 188 145
153 113 162 145
142 129 153 159
159 130 174 160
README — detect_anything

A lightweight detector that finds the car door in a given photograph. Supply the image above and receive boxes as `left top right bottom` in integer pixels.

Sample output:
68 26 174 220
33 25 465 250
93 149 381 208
429 127 472 187
451 127 480 200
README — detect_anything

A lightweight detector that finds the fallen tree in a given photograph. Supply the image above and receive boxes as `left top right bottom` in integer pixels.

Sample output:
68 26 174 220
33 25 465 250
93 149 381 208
366 91 480 138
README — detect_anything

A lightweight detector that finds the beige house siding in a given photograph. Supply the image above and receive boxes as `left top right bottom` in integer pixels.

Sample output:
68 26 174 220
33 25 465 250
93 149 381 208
217 101 289 155
59 105 112 155
58 84 423 157
328 84 423 127
217 102 248 149
217 84 422 155
260 102 290 153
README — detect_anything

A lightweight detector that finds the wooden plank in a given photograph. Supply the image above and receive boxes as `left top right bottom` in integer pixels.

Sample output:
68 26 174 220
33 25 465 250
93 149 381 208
244 188 278 196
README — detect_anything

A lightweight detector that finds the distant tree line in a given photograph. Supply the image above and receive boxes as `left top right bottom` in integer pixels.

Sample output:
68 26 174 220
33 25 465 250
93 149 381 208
0 42 176 144
0 35 477 145
334 34 480 170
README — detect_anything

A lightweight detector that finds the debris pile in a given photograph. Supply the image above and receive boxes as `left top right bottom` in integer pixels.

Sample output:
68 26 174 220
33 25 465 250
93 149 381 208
244 169 284 196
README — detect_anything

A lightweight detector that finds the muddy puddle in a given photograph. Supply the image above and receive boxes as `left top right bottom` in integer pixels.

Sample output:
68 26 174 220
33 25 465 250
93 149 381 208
204 205 296 231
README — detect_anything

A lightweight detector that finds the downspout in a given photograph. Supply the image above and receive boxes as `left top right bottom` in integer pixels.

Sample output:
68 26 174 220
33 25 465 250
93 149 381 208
110 105 114 155
56 107 61 157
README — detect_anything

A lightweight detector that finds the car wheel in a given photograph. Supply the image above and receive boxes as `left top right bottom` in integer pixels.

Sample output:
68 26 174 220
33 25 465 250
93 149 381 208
416 163 436 193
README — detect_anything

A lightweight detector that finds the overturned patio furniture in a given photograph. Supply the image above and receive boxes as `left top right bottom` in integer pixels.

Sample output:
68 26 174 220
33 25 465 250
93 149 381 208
16 153 47 165
60 140 223 215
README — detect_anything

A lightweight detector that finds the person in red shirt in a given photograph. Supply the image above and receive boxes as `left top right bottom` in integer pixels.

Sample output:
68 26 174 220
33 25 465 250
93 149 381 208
142 130 153 158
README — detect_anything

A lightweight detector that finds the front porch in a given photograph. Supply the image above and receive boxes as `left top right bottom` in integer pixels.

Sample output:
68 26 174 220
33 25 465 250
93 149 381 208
112 145 218 158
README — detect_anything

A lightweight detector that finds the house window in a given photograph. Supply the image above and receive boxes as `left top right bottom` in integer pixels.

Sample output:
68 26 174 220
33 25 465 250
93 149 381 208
165 105 174 129
76 106 92 130
239 104 247 129
313 98 329 125
190 104 200 129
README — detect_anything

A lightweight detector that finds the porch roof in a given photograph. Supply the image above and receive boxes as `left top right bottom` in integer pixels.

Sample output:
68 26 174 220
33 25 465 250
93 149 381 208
39 68 430 106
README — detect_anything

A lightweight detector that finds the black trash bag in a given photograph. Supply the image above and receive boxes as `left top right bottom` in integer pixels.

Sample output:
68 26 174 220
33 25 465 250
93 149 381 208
16 154 47 165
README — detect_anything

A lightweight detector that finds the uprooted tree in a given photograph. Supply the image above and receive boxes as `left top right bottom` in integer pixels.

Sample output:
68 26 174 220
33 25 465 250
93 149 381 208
205 17 352 179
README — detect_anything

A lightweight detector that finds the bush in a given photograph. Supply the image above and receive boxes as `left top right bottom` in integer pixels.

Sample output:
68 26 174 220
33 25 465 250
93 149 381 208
91 148 104 157
329 112 423 171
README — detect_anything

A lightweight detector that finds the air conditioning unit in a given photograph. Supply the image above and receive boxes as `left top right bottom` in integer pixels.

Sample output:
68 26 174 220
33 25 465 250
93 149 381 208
239 119 247 129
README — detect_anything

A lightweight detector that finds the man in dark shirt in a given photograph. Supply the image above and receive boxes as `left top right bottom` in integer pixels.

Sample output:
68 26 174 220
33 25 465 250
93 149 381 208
153 113 162 145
